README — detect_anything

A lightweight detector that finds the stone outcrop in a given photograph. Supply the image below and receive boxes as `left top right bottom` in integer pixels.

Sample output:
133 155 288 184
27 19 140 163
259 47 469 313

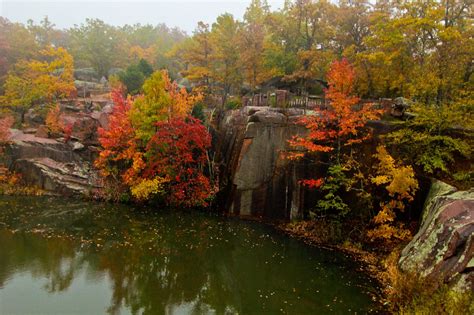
62 114 101 144
215 106 321 219
5 129 101 196
399 180 474 292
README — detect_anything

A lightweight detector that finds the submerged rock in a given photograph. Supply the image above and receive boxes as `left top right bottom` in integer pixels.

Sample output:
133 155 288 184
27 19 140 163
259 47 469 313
399 180 474 292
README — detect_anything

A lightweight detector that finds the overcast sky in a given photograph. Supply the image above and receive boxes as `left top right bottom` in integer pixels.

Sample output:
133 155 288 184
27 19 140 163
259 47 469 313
0 0 286 34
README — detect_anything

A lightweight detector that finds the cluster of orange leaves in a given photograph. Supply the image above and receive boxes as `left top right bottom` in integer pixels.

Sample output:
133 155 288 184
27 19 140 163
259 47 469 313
95 88 138 184
165 77 202 120
45 104 64 134
289 59 382 159
45 104 75 140
289 59 382 191
0 166 21 186
128 45 156 64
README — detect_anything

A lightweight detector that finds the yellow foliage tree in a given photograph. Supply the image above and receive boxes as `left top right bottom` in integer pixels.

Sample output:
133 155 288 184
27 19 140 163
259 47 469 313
0 46 75 123
130 70 201 142
128 45 156 64
173 22 213 93
353 1 472 102
239 0 275 91
368 145 418 243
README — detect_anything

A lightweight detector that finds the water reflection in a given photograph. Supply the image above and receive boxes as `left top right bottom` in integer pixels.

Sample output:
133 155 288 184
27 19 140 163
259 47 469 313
0 197 376 314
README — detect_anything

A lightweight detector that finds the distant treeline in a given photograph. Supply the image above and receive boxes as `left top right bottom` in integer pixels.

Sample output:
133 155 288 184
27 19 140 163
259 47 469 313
0 0 472 104
0 16 186 85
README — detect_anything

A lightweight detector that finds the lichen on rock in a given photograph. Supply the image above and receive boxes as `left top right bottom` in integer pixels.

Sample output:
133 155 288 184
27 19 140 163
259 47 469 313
399 180 474 292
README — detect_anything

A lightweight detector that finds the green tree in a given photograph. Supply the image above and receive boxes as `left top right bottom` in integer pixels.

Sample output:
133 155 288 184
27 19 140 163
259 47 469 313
387 100 472 177
27 17 66 48
173 22 213 93
239 0 273 91
137 58 154 77
281 0 337 90
210 14 242 104
68 19 126 78
119 66 145 95
118 59 154 95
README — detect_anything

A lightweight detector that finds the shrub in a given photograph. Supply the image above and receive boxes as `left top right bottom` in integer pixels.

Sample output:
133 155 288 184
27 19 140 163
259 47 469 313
45 104 64 135
118 59 154 95
383 251 474 314
225 99 241 110
0 167 43 196
191 102 206 122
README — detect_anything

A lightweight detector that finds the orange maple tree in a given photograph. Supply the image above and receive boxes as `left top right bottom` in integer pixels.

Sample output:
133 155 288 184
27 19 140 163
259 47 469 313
289 58 382 188
95 88 138 184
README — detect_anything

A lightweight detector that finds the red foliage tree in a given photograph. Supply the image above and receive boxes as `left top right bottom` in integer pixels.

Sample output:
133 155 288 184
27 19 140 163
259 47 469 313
95 87 213 206
95 88 138 183
144 116 212 207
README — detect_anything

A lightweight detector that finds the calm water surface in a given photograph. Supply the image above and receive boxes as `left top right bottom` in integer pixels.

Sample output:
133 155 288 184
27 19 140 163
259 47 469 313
0 196 377 314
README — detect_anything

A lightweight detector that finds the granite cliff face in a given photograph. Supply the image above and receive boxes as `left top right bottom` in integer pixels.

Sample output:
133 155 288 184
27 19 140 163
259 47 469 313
399 180 474 292
214 106 321 219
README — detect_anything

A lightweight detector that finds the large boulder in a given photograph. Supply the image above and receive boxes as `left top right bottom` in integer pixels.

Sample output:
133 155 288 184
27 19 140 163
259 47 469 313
399 180 474 292
70 116 100 144
248 110 287 124
60 106 112 144
391 97 412 118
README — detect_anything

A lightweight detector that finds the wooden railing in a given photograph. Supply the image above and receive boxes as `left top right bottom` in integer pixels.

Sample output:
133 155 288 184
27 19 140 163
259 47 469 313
224 91 395 114
243 91 327 109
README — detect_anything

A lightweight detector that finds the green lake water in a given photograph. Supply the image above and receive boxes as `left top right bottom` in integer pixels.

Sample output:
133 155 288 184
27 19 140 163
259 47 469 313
0 196 377 314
